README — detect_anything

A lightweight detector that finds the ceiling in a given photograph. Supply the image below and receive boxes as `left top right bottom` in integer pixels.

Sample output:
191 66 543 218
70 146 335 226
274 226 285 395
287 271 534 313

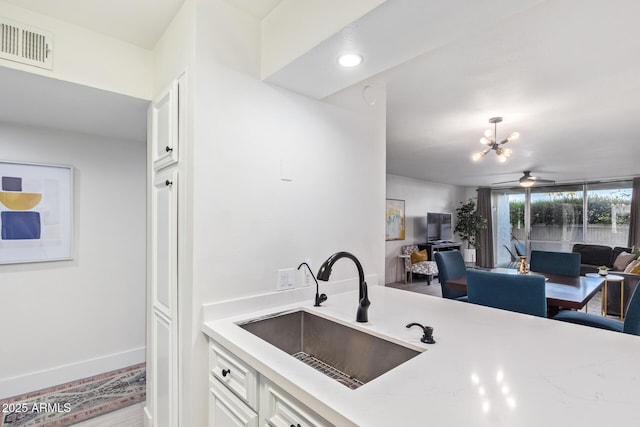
383 0 640 188
0 0 282 142
2 0 283 49
5 0 640 188
267 0 640 188
3 0 187 49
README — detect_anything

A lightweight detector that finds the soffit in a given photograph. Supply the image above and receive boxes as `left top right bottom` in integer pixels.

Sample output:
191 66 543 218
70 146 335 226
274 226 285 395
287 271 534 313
0 66 148 142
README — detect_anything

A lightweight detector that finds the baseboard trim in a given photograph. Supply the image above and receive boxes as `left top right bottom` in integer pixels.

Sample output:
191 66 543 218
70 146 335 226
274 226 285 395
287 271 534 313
0 346 145 399
143 405 153 427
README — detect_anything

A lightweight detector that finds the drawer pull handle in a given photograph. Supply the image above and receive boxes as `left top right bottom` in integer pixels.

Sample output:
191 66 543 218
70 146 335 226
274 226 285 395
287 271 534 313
290 424 301 427
165 180 173 187
221 369 231 377
165 146 173 153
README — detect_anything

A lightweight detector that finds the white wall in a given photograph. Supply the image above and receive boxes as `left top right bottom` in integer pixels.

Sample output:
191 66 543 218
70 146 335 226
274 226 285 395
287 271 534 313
152 0 195 97
192 0 385 301
385 174 467 284
0 122 146 398
0 1 153 100
169 1 387 425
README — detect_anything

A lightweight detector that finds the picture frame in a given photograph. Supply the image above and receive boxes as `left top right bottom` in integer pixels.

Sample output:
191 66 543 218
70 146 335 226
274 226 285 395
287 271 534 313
0 161 73 264
385 199 405 241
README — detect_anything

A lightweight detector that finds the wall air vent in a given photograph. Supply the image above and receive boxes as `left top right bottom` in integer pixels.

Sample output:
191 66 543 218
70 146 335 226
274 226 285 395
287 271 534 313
0 18 53 70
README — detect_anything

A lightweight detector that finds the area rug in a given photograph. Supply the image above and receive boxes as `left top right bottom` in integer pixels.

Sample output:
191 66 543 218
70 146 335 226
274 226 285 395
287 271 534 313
0 363 145 426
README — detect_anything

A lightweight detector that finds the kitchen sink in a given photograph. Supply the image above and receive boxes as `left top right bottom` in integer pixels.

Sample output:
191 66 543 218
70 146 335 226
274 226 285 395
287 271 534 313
238 310 421 389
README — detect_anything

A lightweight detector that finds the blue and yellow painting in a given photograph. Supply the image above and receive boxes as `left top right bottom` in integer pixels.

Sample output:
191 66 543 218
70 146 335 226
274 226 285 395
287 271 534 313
1 176 43 239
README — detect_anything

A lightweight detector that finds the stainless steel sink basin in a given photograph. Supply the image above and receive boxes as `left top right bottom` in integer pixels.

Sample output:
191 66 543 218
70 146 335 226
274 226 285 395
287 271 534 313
238 310 421 389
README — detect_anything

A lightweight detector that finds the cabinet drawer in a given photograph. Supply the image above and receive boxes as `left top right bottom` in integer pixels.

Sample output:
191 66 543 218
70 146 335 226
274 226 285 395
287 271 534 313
260 379 331 427
209 378 258 427
209 341 258 409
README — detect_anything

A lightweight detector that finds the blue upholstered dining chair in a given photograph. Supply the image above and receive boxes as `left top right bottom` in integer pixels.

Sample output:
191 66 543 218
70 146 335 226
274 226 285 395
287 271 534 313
434 251 468 301
466 269 547 317
529 250 581 277
554 284 640 335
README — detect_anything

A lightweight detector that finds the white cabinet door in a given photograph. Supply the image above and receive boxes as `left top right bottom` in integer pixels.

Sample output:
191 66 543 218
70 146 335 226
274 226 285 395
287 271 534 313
151 75 183 171
209 379 258 427
260 379 330 427
152 311 175 427
150 168 179 427
209 341 258 408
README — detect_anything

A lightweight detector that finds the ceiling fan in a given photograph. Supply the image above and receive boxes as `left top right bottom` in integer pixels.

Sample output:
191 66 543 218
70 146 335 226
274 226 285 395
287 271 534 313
493 171 555 187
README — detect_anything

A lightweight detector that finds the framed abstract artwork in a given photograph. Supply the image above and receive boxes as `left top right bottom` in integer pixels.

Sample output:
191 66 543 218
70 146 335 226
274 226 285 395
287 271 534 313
385 199 405 241
0 161 73 264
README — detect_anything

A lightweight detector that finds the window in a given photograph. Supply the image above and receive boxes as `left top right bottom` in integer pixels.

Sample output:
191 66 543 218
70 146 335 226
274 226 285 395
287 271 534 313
529 184 583 250
492 189 525 267
585 181 632 246
492 180 632 267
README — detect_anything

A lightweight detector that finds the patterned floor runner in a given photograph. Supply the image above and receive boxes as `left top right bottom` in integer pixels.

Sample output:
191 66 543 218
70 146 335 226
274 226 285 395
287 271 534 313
0 363 145 427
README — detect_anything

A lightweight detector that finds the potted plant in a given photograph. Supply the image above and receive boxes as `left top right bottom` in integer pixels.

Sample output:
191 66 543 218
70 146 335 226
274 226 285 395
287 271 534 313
598 265 609 276
454 198 488 264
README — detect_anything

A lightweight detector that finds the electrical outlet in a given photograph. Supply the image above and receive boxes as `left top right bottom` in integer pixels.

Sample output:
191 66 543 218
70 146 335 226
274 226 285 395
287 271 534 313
277 268 295 291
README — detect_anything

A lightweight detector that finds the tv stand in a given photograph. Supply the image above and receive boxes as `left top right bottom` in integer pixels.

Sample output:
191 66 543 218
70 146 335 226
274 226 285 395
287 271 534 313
420 241 463 260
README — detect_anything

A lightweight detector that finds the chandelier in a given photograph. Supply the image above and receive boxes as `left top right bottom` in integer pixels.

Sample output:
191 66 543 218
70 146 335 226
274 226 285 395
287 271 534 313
472 117 520 162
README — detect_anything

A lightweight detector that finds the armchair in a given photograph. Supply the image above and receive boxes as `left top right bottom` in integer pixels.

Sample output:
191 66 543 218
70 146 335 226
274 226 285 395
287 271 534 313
401 245 438 285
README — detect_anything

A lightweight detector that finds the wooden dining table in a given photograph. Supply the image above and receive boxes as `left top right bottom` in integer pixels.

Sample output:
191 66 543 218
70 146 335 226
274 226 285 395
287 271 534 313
446 267 605 311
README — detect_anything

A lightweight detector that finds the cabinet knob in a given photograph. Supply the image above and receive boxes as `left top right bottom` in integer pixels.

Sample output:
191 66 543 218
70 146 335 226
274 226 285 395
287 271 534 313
165 180 173 187
165 146 173 153
221 369 230 377
290 424 301 427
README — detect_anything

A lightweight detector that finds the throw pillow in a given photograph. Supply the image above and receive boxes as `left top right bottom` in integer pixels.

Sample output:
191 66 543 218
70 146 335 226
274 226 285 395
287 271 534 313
629 262 640 275
411 249 428 264
632 246 640 257
613 251 636 271
624 260 640 273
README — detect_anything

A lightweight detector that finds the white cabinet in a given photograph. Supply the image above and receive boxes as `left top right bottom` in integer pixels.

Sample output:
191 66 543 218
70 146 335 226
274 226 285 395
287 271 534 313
151 168 178 317
260 379 329 427
208 340 331 427
147 71 185 427
208 341 258 427
209 379 258 427
209 341 258 408
150 167 179 427
150 78 180 171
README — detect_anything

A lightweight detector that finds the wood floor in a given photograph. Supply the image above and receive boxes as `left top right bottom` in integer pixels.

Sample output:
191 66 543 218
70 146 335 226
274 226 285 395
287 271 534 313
73 403 144 427
386 278 443 297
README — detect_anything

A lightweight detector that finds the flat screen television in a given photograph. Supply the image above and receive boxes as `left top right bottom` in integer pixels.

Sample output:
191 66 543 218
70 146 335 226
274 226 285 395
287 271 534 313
427 212 453 242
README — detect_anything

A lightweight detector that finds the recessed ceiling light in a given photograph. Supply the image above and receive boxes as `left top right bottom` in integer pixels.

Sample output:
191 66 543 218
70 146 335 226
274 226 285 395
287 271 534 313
337 53 363 68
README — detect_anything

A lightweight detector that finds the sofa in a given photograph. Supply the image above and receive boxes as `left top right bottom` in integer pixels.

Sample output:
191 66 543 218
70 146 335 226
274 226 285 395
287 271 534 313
572 244 640 316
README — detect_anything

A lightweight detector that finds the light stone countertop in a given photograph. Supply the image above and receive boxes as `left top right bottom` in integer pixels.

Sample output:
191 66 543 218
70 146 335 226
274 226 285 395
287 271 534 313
202 285 640 426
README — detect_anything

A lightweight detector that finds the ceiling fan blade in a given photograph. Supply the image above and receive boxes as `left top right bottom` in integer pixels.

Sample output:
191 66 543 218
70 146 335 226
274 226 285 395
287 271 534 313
493 171 556 187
